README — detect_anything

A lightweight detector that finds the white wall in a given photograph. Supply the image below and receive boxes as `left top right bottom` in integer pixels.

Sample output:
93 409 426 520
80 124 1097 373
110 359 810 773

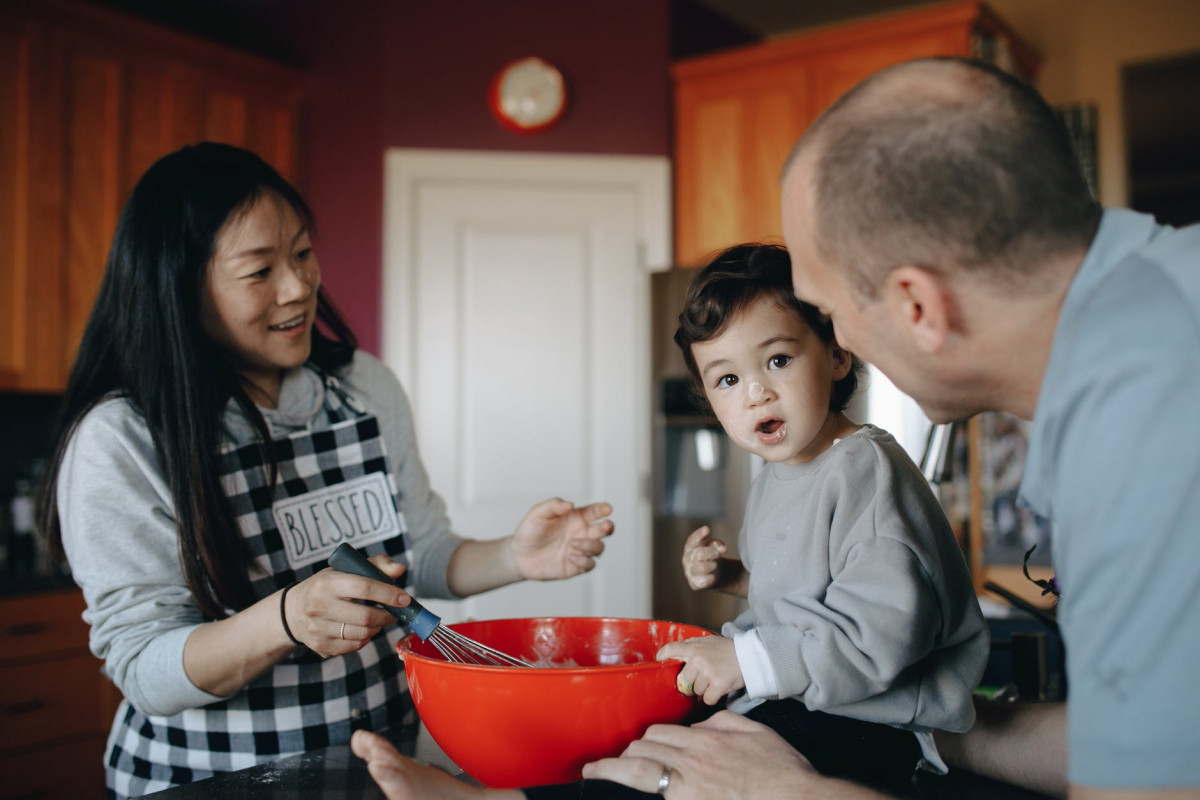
986 0 1200 207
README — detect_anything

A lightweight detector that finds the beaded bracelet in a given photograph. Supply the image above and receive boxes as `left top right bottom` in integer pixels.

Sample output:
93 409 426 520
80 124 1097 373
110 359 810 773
280 581 303 647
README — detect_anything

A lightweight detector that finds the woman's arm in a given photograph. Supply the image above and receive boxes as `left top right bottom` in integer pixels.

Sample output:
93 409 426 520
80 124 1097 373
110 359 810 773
444 498 614 597
350 355 614 600
182 557 410 697
58 401 417 711
59 401 224 716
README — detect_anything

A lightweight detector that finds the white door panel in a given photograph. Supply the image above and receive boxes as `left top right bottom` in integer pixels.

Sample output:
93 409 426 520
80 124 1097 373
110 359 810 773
383 150 670 624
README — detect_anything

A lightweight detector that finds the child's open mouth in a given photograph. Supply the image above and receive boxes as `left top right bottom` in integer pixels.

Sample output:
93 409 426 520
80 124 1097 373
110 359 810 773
755 418 786 445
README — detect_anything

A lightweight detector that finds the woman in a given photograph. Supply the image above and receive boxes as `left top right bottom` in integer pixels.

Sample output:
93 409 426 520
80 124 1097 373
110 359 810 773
37 142 613 798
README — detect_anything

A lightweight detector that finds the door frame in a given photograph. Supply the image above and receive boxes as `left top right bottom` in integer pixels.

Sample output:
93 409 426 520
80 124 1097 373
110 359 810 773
381 148 672 618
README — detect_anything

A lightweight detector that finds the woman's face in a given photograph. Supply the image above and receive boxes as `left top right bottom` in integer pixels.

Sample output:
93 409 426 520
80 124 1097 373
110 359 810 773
200 192 320 405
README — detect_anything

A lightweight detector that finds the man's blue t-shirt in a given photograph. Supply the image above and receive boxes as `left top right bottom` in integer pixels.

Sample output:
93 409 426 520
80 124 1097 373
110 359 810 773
1020 209 1200 788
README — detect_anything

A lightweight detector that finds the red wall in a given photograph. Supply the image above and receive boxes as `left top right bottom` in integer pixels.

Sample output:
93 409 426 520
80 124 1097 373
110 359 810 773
284 1 672 354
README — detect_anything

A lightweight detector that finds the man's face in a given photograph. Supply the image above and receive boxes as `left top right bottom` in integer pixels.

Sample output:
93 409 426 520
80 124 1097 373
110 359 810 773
780 153 966 423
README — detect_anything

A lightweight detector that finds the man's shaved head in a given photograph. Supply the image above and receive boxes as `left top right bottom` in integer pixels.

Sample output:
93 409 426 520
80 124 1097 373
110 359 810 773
783 57 1100 301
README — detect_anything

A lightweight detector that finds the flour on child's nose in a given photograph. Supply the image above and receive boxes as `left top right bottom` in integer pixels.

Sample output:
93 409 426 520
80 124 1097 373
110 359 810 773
748 382 765 402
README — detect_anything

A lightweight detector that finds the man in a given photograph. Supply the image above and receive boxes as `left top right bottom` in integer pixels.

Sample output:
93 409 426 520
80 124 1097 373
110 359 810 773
781 57 1199 797
357 57 1199 799
588 57 1199 799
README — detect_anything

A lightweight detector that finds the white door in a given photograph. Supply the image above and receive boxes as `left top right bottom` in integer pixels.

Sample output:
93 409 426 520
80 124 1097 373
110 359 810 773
383 149 671 623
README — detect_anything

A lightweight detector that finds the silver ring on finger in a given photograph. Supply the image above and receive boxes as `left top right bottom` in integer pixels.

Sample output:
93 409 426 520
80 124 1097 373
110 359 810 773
340 622 346 640
657 765 671 794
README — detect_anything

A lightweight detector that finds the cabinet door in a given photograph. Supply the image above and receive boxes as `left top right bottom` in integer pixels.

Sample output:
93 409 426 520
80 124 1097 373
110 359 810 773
0 2 302 392
0 11 59 389
670 4 1039 272
808 26 972 118
0 18 25 384
0 735 108 800
674 63 813 266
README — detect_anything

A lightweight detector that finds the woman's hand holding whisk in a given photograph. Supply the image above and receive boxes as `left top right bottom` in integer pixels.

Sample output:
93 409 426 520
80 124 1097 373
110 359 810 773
283 555 410 657
510 498 614 580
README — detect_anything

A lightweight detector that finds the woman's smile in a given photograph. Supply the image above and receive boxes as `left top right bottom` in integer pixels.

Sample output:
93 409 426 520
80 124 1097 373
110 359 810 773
269 314 309 337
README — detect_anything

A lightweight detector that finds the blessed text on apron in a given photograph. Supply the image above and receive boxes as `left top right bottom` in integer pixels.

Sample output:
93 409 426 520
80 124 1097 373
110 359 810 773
272 471 403 570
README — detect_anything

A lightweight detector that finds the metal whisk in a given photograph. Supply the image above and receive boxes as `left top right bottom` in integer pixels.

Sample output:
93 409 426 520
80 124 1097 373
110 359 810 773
328 543 529 667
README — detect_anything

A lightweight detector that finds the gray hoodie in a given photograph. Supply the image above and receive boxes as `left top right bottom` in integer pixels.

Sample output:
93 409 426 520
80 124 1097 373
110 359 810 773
723 425 988 733
58 351 464 716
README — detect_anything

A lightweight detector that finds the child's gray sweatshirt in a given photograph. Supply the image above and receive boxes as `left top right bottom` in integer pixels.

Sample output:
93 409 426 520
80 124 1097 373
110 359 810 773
723 425 989 733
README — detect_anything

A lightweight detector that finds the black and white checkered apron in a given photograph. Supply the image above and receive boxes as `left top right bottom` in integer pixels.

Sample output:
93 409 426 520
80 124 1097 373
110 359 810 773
104 372 418 798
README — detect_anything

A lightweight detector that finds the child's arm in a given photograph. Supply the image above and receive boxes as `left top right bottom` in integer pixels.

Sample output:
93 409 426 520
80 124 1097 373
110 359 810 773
682 526 749 597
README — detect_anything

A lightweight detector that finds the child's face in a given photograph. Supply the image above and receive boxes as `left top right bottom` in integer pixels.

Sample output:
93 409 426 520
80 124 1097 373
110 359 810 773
691 296 852 465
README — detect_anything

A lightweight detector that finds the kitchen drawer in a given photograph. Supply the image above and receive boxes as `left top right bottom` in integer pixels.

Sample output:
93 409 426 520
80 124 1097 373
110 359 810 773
0 734 107 800
0 591 89 663
0 653 108 751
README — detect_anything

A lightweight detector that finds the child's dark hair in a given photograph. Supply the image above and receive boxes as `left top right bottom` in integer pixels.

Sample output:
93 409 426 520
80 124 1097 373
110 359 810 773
674 243 862 413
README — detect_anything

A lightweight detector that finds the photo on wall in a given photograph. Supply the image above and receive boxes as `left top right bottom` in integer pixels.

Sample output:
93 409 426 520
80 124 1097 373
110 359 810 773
933 412 1057 609
977 412 1053 569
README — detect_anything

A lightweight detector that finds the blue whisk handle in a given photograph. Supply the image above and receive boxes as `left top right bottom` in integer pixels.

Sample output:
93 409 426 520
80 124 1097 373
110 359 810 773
327 543 442 641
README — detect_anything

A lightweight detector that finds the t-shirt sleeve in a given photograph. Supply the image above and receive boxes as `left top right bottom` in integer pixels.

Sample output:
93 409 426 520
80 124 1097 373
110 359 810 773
1045 266 1200 787
58 400 224 716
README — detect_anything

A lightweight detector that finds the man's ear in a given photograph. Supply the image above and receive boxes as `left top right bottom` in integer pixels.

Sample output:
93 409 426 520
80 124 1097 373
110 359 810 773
883 265 957 354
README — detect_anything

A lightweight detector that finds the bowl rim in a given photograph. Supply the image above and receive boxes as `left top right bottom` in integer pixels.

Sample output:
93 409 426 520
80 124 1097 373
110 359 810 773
395 615 713 674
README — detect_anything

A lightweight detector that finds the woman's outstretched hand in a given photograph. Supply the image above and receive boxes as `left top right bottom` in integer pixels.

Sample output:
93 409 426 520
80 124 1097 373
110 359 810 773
284 554 410 657
510 498 614 580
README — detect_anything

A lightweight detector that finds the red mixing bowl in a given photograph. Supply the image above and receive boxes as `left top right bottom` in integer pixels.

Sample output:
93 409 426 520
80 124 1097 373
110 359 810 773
396 616 712 788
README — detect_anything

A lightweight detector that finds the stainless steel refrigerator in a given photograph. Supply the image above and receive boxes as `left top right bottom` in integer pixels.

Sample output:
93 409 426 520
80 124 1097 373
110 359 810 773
650 268 752 632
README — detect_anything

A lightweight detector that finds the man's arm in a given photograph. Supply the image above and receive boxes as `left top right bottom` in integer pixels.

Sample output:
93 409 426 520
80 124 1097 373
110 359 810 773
934 700 1066 798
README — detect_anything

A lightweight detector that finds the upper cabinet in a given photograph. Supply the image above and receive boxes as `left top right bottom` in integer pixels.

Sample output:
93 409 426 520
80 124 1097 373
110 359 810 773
671 2 1039 266
0 0 302 392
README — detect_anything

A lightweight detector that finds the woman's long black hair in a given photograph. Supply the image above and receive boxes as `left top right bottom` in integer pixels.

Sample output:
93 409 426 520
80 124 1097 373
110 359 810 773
36 142 358 619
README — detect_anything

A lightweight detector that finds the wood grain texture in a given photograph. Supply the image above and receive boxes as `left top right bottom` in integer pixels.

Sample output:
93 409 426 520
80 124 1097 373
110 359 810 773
0 0 302 391
671 1 1040 267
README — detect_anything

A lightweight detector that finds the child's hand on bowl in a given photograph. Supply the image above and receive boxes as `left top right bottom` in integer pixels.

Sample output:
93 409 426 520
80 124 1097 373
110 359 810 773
658 635 743 705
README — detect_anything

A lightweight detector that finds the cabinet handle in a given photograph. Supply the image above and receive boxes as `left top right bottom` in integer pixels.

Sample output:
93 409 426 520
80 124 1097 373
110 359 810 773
0 622 50 638
0 698 46 717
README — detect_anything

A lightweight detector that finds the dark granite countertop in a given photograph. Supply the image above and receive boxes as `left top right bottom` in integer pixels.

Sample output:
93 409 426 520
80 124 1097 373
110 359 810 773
140 720 1056 800
144 725 472 799
138 691 1066 800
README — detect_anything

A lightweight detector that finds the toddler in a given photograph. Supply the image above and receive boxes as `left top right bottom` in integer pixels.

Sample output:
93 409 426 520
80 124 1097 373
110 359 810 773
663 243 988 791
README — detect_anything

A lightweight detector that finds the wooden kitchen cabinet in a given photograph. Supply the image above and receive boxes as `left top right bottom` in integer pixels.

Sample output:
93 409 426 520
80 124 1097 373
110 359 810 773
0 0 303 392
672 1 1039 266
0 589 121 799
